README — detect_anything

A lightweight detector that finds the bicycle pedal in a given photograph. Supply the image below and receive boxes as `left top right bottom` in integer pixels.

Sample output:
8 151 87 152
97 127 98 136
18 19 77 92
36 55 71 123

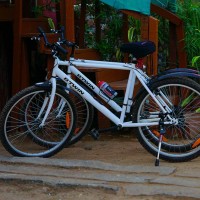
89 129 100 140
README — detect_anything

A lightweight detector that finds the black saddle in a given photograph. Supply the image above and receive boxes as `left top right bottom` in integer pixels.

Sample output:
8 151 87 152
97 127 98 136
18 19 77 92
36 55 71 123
120 41 156 59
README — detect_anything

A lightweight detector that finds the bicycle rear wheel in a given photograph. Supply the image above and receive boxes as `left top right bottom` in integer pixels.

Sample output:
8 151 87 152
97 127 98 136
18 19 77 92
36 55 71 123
68 93 94 145
132 77 200 162
56 80 94 145
0 86 77 157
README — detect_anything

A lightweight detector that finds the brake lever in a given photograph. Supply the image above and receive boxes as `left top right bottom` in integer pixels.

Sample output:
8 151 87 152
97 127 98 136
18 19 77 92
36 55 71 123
50 29 58 34
31 36 41 41
61 40 78 48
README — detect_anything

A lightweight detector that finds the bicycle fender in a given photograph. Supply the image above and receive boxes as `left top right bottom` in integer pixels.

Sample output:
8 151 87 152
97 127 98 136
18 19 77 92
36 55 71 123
35 81 52 91
35 81 94 101
155 72 200 81
35 81 79 97
159 68 198 75
133 73 200 103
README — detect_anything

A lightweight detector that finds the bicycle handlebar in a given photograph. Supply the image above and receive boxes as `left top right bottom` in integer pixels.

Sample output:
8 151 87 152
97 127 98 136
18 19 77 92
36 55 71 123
60 26 65 41
37 26 77 56
54 43 68 55
38 27 49 47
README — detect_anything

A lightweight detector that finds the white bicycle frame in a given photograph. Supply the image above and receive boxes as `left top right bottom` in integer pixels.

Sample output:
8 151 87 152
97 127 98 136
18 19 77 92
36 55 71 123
39 56 175 128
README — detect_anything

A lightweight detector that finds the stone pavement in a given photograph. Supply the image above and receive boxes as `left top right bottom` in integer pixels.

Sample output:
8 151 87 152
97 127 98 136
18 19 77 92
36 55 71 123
0 153 200 199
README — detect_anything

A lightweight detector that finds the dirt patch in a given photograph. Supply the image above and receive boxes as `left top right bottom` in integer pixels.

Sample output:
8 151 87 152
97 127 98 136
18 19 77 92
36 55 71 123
0 131 200 199
0 180 198 200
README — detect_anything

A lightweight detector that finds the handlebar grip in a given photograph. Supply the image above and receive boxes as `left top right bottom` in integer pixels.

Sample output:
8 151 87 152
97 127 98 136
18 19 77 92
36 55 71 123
63 40 76 48
60 26 65 40
38 26 48 46
54 43 68 55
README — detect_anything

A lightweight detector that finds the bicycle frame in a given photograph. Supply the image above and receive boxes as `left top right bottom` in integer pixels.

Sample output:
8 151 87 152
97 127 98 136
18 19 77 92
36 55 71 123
39 56 174 128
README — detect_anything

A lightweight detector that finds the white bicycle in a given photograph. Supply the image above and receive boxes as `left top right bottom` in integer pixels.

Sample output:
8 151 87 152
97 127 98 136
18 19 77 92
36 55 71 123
1 27 200 166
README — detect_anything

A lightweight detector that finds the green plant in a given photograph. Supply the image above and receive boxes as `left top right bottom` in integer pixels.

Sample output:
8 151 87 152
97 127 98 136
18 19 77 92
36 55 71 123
177 0 200 67
91 3 123 61
32 0 60 17
156 15 170 71
128 16 141 42
150 0 200 71
192 55 200 71
192 56 200 66
116 17 140 62
75 1 123 60
76 1 142 61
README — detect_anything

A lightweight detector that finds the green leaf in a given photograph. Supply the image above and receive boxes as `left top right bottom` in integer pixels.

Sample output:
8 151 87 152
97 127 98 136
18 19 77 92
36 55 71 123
195 107 200 113
181 92 195 107
192 56 200 67
128 27 135 42
48 18 55 30
116 48 122 62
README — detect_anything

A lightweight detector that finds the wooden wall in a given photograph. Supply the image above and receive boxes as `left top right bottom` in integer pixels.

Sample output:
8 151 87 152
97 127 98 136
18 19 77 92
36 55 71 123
0 22 13 111
0 0 187 113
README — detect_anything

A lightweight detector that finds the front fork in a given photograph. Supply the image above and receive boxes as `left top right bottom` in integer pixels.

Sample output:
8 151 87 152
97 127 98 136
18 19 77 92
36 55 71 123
38 77 57 127
37 63 72 127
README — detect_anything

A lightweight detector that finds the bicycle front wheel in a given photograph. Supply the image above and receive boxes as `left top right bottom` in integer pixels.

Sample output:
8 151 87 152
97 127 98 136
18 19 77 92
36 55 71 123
0 86 77 157
132 77 200 162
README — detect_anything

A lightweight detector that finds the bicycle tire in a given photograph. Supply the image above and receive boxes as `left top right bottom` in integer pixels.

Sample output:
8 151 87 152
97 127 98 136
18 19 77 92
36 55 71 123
22 87 69 148
132 77 200 162
24 86 94 146
67 93 94 146
56 80 94 146
20 84 94 147
0 86 77 157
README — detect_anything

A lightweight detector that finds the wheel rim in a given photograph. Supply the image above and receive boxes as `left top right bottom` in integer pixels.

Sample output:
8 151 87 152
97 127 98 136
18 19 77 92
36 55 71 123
4 90 75 157
137 83 200 158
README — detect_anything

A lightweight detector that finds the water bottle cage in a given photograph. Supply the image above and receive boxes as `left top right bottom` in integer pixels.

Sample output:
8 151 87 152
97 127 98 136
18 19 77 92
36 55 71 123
103 86 114 98
98 81 118 99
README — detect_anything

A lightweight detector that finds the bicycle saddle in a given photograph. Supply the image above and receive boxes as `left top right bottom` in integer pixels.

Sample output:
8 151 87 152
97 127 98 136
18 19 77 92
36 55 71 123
120 41 156 58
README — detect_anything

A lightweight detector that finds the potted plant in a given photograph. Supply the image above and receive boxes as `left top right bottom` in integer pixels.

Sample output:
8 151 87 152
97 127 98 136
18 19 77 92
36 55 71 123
22 0 60 35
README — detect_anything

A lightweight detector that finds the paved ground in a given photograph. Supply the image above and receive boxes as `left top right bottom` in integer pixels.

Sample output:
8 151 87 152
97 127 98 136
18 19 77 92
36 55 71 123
0 133 200 199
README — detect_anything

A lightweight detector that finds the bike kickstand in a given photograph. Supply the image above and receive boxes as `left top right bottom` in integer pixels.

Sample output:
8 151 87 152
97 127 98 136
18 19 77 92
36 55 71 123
155 118 166 166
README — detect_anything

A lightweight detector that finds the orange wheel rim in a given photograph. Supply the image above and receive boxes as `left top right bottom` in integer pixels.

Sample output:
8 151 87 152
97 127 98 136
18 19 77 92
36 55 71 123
152 130 168 142
74 128 80 134
192 138 200 149
66 112 70 128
